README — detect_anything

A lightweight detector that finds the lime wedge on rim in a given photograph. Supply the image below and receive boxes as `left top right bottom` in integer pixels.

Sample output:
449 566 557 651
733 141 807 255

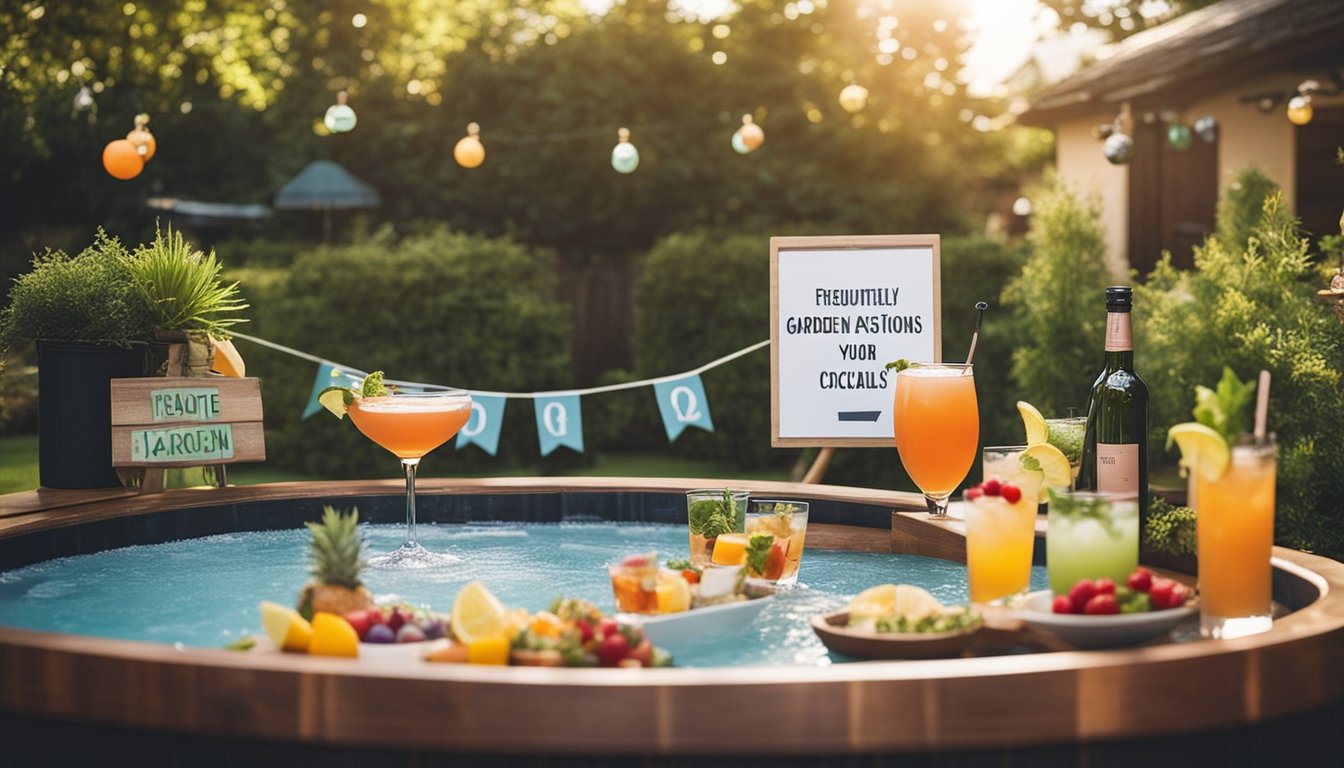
1166 422 1230 482
1020 443 1073 503
317 386 354 419
1017 401 1049 445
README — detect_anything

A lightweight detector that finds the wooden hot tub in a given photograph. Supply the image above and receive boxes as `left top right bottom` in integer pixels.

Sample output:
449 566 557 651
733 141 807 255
1 477 1342 766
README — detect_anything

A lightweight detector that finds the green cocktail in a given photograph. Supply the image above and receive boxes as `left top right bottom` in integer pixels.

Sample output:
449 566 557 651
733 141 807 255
1046 416 1087 481
1046 489 1139 594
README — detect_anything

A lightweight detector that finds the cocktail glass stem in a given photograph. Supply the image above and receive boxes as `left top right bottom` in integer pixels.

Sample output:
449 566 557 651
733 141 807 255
402 458 420 548
925 494 950 517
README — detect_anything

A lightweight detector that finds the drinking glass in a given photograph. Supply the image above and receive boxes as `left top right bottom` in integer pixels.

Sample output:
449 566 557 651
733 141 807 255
686 489 749 566
894 362 979 517
962 489 1037 603
347 388 473 569
1045 489 1139 595
744 500 810 586
1193 436 1276 639
1045 415 1087 482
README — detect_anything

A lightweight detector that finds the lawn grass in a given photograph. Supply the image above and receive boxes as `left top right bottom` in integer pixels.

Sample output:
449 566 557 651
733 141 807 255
0 433 790 495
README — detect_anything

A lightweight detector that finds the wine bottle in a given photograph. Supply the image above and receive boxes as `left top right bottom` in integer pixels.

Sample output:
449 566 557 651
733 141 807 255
1079 286 1150 524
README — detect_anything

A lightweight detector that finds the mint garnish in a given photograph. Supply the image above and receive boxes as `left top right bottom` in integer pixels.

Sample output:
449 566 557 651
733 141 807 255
1192 367 1255 444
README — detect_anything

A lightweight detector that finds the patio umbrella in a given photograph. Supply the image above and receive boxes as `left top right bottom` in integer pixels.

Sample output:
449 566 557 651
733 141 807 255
273 160 380 241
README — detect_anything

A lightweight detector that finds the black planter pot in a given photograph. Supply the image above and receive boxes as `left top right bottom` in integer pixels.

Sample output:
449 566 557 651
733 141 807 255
36 341 156 489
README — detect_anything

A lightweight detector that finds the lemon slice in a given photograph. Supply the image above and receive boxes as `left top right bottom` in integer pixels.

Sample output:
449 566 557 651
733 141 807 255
1017 401 1049 446
1166 422 1230 482
655 570 692 613
848 584 942 620
1020 443 1073 502
260 600 312 653
452 581 507 646
317 386 353 419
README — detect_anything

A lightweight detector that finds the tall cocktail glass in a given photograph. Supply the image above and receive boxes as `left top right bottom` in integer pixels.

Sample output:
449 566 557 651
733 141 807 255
963 489 1036 603
894 362 978 517
347 389 472 569
1045 489 1138 595
686 489 749 566
1194 437 1276 638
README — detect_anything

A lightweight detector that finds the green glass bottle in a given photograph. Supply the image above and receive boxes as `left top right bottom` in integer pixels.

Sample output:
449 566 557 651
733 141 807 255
1080 286 1150 524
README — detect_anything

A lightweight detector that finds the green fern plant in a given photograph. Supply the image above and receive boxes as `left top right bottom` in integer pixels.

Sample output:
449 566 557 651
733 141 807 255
128 225 249 339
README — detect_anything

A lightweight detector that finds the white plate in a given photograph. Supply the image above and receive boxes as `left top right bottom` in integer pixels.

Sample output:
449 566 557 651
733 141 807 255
618 596 773 649
1016 590 1197 649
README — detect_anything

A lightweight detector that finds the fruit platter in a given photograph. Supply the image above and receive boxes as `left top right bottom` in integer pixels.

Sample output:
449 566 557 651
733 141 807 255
811 584 984 659
1015 568 1198 649
608 552 775 649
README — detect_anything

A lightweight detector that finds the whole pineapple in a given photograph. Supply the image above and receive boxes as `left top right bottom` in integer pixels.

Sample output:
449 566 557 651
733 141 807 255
297 506 374 619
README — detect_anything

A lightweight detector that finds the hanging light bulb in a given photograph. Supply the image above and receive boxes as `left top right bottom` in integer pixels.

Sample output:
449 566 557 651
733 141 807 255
324 91 358 133
1286 94 1314 126
454 122 485 168
838 83 868 114
73 86 96 114
1103 132 1134 165
732 114 764 154
126 113 156 161
103 139 144 180
1166 121 1192 151
1194 115 1218 143
611 127 639 174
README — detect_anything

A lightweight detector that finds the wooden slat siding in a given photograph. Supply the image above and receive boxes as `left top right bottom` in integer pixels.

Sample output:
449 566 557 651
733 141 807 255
0 480 1341 755
109 421 266 467
109 377 264 425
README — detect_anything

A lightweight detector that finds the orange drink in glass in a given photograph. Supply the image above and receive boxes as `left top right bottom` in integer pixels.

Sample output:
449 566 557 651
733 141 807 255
894 362 978 516
963 486 1037 603
1194 438 1276 638
347 389 472 569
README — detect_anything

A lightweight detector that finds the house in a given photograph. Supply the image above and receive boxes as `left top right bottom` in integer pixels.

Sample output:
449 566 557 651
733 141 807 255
1016 0 1344 277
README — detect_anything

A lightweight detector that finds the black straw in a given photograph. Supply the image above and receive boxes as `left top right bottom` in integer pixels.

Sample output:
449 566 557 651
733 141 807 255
965 301 989 366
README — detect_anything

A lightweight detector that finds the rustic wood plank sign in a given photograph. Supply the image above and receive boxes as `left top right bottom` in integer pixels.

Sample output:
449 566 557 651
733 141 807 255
111 377 265 470
770 235 940 448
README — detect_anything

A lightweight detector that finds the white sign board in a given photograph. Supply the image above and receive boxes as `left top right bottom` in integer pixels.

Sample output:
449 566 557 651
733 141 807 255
770 235 940 447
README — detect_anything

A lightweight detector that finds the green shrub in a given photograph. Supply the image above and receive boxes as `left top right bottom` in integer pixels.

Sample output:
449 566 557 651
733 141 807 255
1001 179 1112 417
1214 166 1279 252
252 226 574 477
1137 188 1344 558
128 225 249 340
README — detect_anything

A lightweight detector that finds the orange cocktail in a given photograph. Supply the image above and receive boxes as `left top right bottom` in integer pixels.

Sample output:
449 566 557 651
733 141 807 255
348 389 472 569
894 363 978 516
1194 439 1276 638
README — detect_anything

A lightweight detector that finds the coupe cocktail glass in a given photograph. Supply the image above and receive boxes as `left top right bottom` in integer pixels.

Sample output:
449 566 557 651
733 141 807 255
1045 489 1138 595
347 388 472 569
894 362 978 517
1194 437 1276 638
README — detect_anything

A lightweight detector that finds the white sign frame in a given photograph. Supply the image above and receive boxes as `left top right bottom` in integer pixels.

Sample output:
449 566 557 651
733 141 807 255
770 235 941 448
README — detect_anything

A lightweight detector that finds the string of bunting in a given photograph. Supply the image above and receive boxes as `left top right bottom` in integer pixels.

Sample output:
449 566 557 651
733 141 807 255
229 331 769 457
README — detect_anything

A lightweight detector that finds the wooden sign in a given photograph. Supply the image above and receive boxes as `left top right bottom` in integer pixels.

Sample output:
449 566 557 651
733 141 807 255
770 235 940 448
111 377 265 468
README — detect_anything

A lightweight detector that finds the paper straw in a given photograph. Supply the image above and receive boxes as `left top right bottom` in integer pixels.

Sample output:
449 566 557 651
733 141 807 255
1253 369 1271 441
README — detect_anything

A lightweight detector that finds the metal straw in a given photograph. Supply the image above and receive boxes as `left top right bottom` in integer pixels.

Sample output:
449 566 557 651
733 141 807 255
964 302 989 366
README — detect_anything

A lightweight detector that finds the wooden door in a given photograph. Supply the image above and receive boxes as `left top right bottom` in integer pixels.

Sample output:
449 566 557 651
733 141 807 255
1127 120 1219 276
1296 105 1344 245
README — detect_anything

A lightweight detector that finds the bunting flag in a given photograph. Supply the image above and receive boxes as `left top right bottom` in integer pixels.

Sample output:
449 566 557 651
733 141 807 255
302 363 366 419
653 374 714 441
457 394 506 456
534 393 584 456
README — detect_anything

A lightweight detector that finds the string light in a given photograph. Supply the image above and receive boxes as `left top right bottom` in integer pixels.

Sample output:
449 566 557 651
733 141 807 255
126 113 156 160
1101 102 1135 165
454 122 484 168
732 114 764 154
1286 94 1313 126
103 139 143 180
1194 115 1218 143
838 83 868 113
324 91 357 133
611 127 639 174
1166 121 1192 152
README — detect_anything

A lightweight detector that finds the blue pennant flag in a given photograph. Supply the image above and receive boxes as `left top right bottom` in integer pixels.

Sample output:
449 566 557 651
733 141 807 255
533 393 584 456
302 363 365 419
457 394 506 456
654 374 715 442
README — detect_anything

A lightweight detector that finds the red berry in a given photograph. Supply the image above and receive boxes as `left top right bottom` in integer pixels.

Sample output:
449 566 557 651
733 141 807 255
387 607 407 632
598 617 620 638
1084 593 1119 615
1000 484 1022 504
1148 578 1175 610
1126 568 1153 593
1068 579 1097 613
575 619 594 644
1052 595 1075 614
597 631 630 666
1167 583 1190 609
964 486 984 501
982 478 1002 497
1094 578 1116 596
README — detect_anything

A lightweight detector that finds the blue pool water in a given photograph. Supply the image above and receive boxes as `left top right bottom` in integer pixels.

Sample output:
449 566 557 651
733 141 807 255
0 522 1048 666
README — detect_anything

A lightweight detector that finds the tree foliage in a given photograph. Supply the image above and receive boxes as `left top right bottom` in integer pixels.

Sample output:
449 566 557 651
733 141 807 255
1034 0 1220 41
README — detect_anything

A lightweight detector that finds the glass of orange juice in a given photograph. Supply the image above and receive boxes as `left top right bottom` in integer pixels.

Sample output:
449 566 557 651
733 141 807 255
347 388 472 569
894 362 979 516
962 480 1038 603
1194 436 1276 638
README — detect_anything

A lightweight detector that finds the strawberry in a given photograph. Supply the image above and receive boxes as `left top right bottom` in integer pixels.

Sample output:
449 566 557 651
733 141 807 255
598 617 620 638
1148 578 1175 609
1000 483 1022 503
1094 577 1116 596
575 619 595 644
1084 593 1119 615
764 542 788 580
597 631 630 666
1167 582 1191 608
1068 579 1097 613
1052 594 1075 614
964 486 984 501
982 478 1002 497
1126 567 1153 593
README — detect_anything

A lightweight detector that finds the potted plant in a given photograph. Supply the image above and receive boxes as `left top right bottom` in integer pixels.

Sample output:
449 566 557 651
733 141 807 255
0 226 248 489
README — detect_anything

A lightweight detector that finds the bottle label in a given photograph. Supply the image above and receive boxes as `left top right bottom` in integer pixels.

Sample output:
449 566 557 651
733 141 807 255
1105 312 1132 352
1096 443 1139 493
